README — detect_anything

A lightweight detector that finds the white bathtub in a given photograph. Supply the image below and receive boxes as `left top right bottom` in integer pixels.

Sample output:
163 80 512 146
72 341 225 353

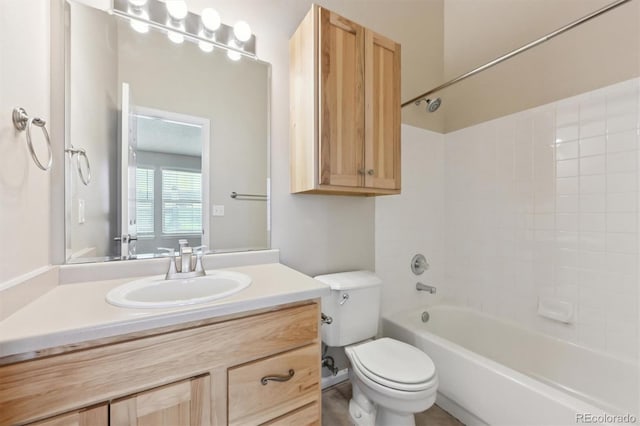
383 305 639 426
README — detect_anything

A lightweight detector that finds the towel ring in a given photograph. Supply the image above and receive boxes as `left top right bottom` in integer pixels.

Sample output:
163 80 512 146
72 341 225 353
12 107 52 171
65 146 92 185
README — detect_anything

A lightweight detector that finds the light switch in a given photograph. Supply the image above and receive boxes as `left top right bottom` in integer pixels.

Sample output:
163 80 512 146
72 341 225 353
212 205 225 216
78 199 85 224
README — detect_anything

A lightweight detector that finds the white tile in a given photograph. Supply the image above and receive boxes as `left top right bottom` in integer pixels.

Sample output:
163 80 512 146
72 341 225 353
606 192 637 212
607 114 638 134
555 231 579 249
579 136 606 157
533 213 554 230
606 151 637 173
580 175 606 194
606 212 638 233
555 125 579 143
607 130 638 153
556 159 579 177
578 268 614 288
607 172 637 193
579 213 606 232
577 324 607 353
606 232 638 253
579 194 606 213
579 155 606 175
580 99 606 122
579 232 606 251
578 249 608 271
579 285 606 309
605 320 638 361
606 252 638 275
556 195 579 213
556 102 579 126
556 214 579 232
556 177 579 194
554 265 578 286
555 141 578 160
580 120 606 138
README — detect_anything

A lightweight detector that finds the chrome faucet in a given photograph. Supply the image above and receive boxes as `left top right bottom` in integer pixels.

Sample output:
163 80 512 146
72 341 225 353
416 282 436 294
165 240 207 280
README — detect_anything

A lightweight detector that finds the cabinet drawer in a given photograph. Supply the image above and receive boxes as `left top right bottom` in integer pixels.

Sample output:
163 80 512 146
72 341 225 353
228 344 320 426
263 402 320 426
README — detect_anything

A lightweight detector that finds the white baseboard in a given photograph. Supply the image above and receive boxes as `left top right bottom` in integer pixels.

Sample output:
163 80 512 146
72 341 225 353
321 368 349 389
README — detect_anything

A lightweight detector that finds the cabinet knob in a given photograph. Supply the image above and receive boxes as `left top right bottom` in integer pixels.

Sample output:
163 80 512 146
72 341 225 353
358 168 365 175
261 369 295 385
367 169 375 175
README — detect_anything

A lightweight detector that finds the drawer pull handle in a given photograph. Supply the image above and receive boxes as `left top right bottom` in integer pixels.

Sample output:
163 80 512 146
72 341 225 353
261 369 295 385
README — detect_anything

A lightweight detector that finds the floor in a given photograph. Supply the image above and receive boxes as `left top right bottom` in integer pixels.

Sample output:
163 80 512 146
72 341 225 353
322 381 465 426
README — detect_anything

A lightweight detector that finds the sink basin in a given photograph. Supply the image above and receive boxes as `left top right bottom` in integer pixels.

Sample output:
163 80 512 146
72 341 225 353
106 271 252 309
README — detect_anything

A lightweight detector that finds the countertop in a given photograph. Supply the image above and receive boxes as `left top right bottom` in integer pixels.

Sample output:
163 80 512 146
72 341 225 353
0 262 330 360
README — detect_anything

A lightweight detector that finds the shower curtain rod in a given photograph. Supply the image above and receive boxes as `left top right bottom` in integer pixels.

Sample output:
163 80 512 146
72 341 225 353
401 0 634 108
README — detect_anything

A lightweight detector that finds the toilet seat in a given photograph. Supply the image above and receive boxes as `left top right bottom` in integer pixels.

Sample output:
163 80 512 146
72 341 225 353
348 338 437 392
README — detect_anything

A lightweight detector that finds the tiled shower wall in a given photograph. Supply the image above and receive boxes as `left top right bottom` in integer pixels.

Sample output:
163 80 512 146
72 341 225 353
443 78 639 361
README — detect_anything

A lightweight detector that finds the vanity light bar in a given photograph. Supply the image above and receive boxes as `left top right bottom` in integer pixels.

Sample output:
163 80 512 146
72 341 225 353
111 0 257 59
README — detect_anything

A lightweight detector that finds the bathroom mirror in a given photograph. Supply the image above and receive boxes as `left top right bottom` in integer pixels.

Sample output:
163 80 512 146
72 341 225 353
64 0 270 263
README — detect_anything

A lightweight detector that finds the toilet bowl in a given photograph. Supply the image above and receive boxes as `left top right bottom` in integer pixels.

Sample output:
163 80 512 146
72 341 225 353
345 338 438 426
316 271 439 426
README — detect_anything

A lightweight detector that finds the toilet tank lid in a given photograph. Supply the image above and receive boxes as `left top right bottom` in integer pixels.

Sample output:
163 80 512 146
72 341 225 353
314 270 382 290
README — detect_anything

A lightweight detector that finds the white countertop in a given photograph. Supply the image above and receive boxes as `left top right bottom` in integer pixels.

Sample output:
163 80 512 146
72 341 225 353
0 263 330 359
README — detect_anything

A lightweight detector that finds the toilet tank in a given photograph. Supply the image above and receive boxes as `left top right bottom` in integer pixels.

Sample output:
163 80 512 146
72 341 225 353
315 271 382 347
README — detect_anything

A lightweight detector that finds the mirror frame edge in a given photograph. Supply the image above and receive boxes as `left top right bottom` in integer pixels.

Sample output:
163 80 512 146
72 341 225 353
50 0 67 266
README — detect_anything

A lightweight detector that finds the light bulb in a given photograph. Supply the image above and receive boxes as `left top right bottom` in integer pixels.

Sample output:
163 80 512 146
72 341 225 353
227 40 241 61
199 40 214 53
227 50 241 61
129 8 149 33
201 8 221 32
130 17 150 33
128 0 148 8
168 30 184 44
166 0 188 20
233 20 251 43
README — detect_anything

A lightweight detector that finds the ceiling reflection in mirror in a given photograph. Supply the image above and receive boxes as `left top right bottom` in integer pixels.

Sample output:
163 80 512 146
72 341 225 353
65 0 270 264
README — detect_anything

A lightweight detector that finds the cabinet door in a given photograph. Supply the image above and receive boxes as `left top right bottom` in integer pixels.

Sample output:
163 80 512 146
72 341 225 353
365 30 401 190
318 7 365 187
110 375 210 426
28 404 107 426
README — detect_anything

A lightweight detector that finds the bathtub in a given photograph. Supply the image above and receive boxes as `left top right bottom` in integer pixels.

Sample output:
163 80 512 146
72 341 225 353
383 305 639 426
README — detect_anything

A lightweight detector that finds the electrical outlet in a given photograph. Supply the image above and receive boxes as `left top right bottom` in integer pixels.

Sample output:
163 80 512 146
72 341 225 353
212 205 225 216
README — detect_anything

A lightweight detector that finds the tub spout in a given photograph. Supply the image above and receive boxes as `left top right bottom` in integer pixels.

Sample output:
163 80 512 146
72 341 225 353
416 282 436 294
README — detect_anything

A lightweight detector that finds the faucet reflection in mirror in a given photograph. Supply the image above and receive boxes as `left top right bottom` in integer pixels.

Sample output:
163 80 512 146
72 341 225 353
113 0 256 59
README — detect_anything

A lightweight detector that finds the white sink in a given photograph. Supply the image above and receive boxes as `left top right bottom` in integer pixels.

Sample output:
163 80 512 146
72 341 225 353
106 271 252 309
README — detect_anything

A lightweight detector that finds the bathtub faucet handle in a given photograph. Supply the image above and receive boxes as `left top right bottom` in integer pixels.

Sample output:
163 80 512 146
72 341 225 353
339 293 350 305
416 282 436 294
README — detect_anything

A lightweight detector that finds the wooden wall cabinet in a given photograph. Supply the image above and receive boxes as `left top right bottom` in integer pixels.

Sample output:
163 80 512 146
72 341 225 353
290 5 401 196
1 302 321 426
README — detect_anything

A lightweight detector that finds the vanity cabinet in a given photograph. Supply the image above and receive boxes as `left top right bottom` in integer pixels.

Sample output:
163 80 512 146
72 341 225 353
29 405 108 426
1 302 321 426
290 5 401 196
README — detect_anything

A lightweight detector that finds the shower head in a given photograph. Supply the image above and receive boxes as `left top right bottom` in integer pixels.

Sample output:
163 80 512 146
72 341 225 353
414 97 442 113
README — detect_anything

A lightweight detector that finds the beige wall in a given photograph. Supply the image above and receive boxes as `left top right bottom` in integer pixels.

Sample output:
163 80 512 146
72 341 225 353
441 0 640 132
0 0 51 283
68 3 119 258
117 23 269 251
182 0 445 275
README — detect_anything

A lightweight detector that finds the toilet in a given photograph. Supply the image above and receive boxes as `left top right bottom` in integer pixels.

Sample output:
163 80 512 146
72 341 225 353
315 271 438 426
